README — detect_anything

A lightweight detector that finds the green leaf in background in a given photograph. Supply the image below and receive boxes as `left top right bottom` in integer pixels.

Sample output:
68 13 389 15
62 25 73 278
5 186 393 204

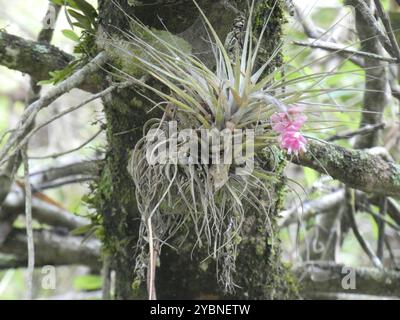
65 0 80 10
368 206 380 240
50 0 65 5
62 29 80 42
0 96 10 133
37 79 54 85
303 167 318 188
38 60 80 85
68 9 93 30
73 275 102 291
70 224 93 236
64 3 75 30
72 0 98 20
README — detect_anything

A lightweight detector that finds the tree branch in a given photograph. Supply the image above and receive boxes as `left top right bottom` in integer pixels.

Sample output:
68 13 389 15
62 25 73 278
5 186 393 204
292 140 400 197
279 189 345 228
295 262 400 298
0 31 102 93
373 0 400 61
3 188 90 230
369 195 400 225
349 0 390 149
29 160 100 188
348 0 398 60
293 39 397 63
327 122 386 142
345 187 383 268
0 31 73 81
0 229 100 269
293 3 365 67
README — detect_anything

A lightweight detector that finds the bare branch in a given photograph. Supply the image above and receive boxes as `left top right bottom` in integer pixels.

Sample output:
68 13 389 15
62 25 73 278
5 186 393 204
279 190 345 228
37 3 61 43
369 195 400 225
29 130 103 160
280 189 400 232
22 147 34 299
327 122 385 142
373 0 400 61
30 160 100 187
295 262 400 298
349 0 390 149
294 4 323 39
358 200 400 232
345 187 383 268
0 229 101 269
293 39 397 63
293 3 365 67
3 188 90 230
348 0 399 60
35 176 93 190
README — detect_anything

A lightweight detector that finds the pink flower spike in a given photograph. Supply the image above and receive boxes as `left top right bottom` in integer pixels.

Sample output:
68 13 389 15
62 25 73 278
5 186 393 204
280 130 307 155
271 107 307 134
271 113 287 133
271 106 308 154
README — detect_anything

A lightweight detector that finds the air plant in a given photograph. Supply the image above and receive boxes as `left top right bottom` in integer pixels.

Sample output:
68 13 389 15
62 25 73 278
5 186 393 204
110 0 314 297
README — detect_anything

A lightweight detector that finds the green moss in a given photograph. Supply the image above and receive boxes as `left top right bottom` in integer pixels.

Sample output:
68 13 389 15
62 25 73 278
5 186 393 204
253 0 285 72
255 243 265 256
103 24 191 78
4 48 18 68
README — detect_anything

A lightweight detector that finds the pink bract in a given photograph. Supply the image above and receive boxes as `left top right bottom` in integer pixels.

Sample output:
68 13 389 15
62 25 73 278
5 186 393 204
280 130 307 155
271 107 308 155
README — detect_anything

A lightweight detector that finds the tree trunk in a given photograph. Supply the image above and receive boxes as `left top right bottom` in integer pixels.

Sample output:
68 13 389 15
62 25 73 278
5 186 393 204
94 0 298 299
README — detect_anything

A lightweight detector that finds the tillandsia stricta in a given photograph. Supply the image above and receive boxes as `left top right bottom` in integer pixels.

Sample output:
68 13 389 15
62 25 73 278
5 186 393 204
108 0 316 298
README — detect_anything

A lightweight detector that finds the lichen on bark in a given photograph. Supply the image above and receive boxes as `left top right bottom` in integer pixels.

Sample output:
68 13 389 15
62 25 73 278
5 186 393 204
295 140 400 197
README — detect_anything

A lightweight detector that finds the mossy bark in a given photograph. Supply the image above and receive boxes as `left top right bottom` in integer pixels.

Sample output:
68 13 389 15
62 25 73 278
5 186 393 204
95 0 298 299
295 140 400 197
